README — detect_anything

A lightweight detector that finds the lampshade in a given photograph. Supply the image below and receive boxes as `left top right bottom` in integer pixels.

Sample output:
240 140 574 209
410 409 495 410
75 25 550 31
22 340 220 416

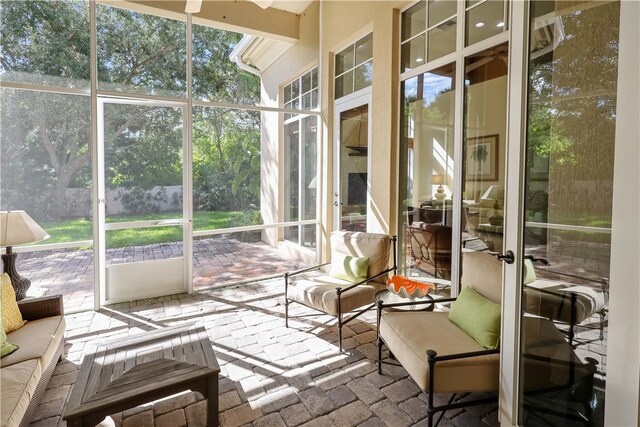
431 174 445 186
0 211 50 247
480 185 504 201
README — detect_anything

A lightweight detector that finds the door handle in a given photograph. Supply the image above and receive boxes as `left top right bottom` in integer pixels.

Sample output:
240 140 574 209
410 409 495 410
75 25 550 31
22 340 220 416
497 250 515 264
524 255 549 265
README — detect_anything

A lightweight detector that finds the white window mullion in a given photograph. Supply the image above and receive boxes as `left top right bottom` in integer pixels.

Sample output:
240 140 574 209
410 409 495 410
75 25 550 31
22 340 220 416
500 0 531 423
450 0 467 295
89 0 104 311
185 12 194 294
298 120 305 246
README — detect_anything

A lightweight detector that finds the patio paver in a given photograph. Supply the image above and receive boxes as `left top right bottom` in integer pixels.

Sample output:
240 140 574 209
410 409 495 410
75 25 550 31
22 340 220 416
18 236 308 311
30 279 500 427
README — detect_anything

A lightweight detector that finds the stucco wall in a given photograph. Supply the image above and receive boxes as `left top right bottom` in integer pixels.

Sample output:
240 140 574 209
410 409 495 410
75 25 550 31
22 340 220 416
260 0 407 261
319 0 405 260
260 2 319 255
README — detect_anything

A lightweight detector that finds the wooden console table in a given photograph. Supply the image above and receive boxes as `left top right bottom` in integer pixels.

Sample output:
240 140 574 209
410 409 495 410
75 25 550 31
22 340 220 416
64 323 219 427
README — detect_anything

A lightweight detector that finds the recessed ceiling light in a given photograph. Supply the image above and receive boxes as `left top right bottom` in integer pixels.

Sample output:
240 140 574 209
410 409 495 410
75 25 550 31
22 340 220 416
497 22 504 28
416 57 424 62
475 22 485 28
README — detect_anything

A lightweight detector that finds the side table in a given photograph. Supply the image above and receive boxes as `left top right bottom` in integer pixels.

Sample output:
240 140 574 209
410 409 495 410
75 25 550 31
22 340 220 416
375 289 434 311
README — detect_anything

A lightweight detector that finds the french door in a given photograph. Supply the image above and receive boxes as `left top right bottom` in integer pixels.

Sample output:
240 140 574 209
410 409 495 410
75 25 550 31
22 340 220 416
398 1 636 424
333 92 371 232
499 0 633 425
97 98 191 305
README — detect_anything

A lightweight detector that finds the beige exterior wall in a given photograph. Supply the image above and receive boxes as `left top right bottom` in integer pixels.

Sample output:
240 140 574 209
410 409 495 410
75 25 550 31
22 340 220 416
318 1 406 260
259 2 319 262
260 0 409 262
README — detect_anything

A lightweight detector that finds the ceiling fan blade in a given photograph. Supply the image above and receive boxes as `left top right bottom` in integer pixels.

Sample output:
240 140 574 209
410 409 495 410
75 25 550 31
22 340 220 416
250 0 274 9
185 0 202 14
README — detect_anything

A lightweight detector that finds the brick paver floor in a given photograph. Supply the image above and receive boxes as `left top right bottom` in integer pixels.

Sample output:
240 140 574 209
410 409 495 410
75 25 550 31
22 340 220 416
19 236 308 312
29 279 502 427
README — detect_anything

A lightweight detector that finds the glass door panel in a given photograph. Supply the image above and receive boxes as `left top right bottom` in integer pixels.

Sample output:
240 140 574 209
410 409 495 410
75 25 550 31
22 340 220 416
100 99 187 303
284 121 300 243
284 115 317 247
461 43 508 258
399 63 455 293
517 1 620 425
335 102 369 232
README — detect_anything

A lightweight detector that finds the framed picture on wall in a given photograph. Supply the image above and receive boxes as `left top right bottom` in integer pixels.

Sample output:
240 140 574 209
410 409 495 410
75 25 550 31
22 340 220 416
465 134 499 181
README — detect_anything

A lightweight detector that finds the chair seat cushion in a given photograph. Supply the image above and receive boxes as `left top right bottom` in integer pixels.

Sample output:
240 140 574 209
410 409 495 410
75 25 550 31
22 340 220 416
380 311 498 393
524 280 605 324
289 274 385 316
1 359 42 427
1 315 65 369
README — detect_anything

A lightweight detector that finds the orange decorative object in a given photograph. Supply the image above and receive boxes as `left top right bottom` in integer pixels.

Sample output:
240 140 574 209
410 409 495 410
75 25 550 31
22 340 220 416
386 275 435 299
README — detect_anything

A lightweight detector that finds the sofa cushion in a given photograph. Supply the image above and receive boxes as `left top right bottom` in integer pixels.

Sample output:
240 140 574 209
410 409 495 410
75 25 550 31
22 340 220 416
1 359 42 427
289 273 385 316
330 231 391 284
1 315 65 369
380 311 499 393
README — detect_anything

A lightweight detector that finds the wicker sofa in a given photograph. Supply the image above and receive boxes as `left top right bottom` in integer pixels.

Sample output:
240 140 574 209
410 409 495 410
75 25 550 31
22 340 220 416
1 295 66 427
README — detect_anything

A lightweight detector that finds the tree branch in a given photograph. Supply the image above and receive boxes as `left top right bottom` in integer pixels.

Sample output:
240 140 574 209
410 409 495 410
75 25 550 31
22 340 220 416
124 44 178 85
37 117 61 171
105 108 153 148
63 148 91 176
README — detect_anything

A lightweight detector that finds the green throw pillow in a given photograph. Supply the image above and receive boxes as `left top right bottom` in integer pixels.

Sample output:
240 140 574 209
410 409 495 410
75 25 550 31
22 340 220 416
448 287 501 349
1 326 18 358
329 255 370 284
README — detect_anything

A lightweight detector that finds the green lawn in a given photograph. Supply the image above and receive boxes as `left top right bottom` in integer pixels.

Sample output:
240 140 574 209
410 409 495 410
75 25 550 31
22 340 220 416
37 210 260 249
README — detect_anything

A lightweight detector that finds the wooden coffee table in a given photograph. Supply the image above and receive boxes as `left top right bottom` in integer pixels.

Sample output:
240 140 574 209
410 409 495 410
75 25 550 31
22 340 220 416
64 323 220 427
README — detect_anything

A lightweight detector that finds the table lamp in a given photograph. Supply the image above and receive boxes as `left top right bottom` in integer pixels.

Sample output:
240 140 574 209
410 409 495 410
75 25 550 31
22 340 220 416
0 211 50 300
480 185 504 226
432 174 446 200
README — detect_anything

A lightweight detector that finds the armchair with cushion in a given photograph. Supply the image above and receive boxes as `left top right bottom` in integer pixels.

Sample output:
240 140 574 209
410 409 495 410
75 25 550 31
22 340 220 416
377 252 597 426
285 231 396 351
523 261 608 348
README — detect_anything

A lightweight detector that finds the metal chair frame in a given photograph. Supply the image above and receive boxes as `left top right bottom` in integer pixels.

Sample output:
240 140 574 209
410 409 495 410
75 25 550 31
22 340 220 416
376 297 599 427
285 236 397 352
375 297 499 427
